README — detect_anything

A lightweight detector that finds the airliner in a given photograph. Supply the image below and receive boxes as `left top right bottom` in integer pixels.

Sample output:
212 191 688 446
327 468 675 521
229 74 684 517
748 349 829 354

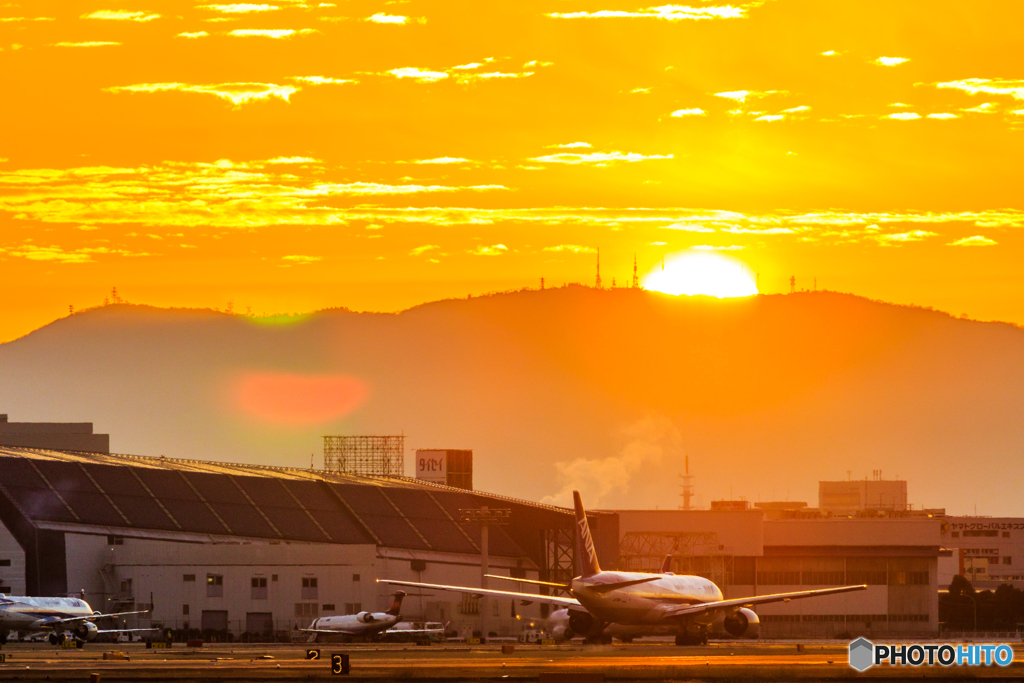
0 593 154 645
302 591 441 642
381 491 867 644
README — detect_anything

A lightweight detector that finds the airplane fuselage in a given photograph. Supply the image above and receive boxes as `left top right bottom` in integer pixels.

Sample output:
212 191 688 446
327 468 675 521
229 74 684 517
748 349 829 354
0 596 94 632
572 572 723 626
308 612 400 636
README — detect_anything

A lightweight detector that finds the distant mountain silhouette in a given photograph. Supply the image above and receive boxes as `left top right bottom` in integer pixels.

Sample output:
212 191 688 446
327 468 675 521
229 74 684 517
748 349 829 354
2 287 1022 515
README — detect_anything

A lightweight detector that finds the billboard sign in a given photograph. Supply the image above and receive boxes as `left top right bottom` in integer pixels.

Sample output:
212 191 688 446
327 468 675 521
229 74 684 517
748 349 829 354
416 450 447 485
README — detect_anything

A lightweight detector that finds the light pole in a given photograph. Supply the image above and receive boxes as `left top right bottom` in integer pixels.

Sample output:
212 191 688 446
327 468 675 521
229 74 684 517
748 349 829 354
459 505 511 641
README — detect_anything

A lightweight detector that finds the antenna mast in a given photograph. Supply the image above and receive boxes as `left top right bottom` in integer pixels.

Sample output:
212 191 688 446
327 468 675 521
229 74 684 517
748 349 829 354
595 248 602 289
632 253 639 288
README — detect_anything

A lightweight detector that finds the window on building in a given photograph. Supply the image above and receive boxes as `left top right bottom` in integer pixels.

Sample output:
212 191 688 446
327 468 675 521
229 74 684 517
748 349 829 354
1003 557 1013 565
0 559 11 567
183 604 189 616
271 574 278 582
120 579 132 593
295 603 319 617
322 604 336 612
756 571 800 585
251 577 268 600
964 530 999 537
353 574 360 582
344 603 363 614
301 577 318 600
207 574 224 598
0 586 11 593
802 571 845 585
183 574 196 582
106 535 124 545
951 531 959 538
1003 531 1011 538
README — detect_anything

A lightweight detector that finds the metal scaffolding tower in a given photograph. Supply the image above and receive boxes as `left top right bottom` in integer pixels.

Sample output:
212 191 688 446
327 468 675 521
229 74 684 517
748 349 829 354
322 435 405 477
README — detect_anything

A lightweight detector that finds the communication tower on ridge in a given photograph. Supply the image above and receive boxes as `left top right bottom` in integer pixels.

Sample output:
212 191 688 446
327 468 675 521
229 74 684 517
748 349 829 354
678 455 695 510
595 248 602 289
632 253 639 288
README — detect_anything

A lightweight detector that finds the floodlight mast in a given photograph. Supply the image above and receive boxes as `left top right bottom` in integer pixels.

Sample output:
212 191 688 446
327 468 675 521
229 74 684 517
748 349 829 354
459 506 511 640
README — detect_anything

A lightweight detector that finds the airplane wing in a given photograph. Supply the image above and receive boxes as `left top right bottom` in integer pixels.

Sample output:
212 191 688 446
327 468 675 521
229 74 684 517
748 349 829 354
660 584 868 619
96 628 161 634
49 610 151 625
377 579 581 609
300 628 363 635
384 628 445 634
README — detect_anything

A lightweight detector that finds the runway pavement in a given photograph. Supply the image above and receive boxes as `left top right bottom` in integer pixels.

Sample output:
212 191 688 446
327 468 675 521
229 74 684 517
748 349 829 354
0 641 1020 680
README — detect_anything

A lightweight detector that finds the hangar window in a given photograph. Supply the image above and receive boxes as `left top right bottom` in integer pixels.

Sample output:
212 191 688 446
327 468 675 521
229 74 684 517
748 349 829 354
1004 557 1013 565
272 574 278 582
352 574 360 582
344 603 362 615
0 586 10 593
410 559 427 572
106 535 124 545
251 577 268 600
951 532 959 537
183 574 196 582
1004 532 1011 538
207 574 224 598
183 604 190 615
302 577 318 600
0 559 10 567
295 602 319 617
322 604 336 612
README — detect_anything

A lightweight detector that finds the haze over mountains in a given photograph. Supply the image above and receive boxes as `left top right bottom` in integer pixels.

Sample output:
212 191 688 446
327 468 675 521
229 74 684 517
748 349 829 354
2 288 1022 516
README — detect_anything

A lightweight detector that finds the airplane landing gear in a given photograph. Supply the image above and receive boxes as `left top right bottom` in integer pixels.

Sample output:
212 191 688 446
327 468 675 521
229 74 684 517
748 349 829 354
674 631 708 646
0 629 8 645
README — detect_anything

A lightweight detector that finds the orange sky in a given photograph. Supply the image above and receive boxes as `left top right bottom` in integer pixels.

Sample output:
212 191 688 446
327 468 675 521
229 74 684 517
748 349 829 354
2 0 1024 342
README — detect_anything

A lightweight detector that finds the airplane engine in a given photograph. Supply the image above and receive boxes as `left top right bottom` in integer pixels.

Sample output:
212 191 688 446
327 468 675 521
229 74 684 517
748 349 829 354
550 624 574 640
717 608 759 639
76 621 100 641
567 611 602 638
357 612 376 623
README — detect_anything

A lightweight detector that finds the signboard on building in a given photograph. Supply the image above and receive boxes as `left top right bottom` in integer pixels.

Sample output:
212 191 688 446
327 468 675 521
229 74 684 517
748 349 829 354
416 450 448 485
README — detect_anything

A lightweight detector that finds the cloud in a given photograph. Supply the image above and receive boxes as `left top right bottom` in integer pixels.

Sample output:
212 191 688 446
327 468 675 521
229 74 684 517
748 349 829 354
228 28 318 38
469 244 508 255
200 4 280 12
105 82 299 107
0 244 151 263
887 112 921 120
948 235 997 247
962 103 997 113
692 244 743 250
366 13 407 23
530 151 673 164
177 31 209 38
936 78 1024 99
875 56 908 66
452 62 484 70
927 113 958 120
782 105 810 113
412 157 472 164
671 108 705 117
281 254 322 263
714 90 750 102
874 230 937 245
409 244 439 256
663 223 715 232
82 10 160 21
547 5 750 21
289 76 356 85
551 142 591 148
53 41 121 47
263 156 321 164
755 114 783 121
0 17 56 22
540 415 681 507
387 67 448 83
454 71 534 84
542 244 595 253
821 50 837 56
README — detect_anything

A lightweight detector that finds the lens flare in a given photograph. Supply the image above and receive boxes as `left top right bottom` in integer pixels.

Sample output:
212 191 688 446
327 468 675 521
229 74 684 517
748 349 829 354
642 251 758 298
234 372 368 424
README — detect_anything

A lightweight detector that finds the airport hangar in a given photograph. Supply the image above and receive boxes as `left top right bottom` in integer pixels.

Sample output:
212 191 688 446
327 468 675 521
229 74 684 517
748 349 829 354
0 445 619 640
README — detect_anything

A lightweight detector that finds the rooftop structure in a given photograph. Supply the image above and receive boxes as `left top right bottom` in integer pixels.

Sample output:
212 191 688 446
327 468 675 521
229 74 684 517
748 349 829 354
0 414 109 454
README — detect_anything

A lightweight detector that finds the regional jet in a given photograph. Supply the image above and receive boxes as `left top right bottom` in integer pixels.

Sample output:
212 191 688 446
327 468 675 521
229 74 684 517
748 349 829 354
0 593 155 645
302 591 438 642
381 491 867 644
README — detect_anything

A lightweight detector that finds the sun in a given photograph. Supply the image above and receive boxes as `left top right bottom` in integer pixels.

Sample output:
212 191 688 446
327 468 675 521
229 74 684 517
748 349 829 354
642 251 758 298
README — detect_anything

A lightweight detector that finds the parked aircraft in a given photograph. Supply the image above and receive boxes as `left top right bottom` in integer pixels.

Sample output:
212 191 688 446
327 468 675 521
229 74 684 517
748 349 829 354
0 593 153 645
381 491 868 644
302 591 438 642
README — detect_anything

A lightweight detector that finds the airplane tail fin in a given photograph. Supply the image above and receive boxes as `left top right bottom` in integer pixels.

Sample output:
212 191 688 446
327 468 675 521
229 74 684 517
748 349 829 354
661 554 673 574
386 591 407 616
573 490 601 578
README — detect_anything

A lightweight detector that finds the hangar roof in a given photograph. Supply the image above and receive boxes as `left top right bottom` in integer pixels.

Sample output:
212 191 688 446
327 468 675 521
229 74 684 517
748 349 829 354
0 446 567 558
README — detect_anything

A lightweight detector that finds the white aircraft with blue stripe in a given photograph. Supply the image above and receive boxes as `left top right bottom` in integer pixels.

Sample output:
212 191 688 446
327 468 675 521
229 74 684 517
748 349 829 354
0 593 154 645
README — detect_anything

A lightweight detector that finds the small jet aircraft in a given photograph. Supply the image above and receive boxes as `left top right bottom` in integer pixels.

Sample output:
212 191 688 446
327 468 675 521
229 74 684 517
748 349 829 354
381 490 868 644
301 591 440 642
0 593 155 645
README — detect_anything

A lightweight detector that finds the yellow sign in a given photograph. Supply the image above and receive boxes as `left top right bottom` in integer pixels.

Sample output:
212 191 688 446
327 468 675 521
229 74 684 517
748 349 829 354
0 653 7 663
466 638 481 645
541 639 557 646
151 642 169 649
61 640 79 649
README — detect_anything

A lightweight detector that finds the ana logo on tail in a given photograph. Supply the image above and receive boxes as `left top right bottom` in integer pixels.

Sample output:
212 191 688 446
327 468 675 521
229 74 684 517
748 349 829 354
573 490 600 577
